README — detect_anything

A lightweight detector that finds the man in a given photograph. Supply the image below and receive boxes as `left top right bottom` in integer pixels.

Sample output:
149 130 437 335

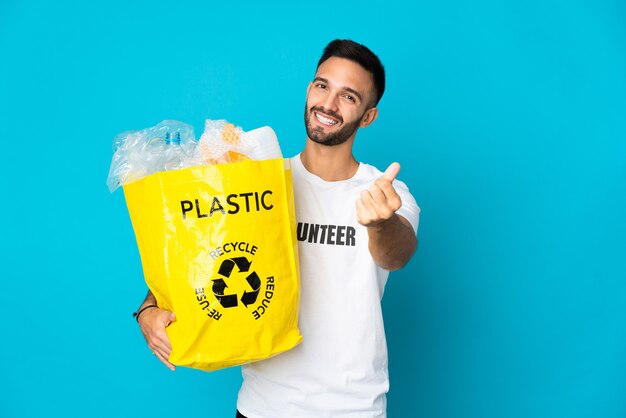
136 39 420 417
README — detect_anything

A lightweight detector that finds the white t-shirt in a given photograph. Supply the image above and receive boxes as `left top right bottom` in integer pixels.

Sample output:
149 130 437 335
237 154 420 418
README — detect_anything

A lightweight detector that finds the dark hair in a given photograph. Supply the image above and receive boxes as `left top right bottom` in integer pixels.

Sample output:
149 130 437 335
316 39 386 106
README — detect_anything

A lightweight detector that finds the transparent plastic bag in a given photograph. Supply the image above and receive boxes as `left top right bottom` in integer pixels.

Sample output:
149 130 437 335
107 120 196 192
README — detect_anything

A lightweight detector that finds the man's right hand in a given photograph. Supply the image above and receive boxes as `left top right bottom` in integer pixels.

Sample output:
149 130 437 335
137 306 177 371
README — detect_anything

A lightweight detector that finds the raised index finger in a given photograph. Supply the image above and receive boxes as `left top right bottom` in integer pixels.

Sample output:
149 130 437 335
382 162 400 181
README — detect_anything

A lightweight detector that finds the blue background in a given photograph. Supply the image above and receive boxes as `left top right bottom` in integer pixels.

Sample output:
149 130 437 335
1 1 625 417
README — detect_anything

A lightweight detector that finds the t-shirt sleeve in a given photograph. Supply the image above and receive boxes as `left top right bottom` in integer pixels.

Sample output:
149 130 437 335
393 179 420 235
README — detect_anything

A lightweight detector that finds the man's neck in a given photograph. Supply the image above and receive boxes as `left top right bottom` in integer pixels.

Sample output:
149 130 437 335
300 139 359 182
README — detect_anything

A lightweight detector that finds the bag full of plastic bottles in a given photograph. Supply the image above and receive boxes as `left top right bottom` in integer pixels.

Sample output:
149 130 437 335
108 119 302 371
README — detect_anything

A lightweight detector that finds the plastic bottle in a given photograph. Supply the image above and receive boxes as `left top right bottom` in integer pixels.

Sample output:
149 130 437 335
243 126 282 160
107 120 197 192
163 131 186 171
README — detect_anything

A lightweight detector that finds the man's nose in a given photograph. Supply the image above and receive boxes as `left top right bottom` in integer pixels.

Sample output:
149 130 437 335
321 91 339 113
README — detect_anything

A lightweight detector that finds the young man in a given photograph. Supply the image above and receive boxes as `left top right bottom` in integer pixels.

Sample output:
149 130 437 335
137 39 420 418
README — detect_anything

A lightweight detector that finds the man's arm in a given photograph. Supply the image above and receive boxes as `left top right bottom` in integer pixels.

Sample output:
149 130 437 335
136 290 177 371
356 162 418 271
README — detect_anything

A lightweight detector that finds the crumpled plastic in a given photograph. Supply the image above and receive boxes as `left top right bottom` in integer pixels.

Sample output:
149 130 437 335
107 119 282 192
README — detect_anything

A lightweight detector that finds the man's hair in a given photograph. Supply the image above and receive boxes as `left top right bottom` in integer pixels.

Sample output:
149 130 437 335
316 39 386 106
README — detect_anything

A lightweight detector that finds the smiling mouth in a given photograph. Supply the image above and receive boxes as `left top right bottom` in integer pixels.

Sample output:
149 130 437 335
314 111 339 126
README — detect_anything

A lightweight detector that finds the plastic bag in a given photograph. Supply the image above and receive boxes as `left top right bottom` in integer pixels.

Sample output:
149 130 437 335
119 121 301 371
107 120 197 192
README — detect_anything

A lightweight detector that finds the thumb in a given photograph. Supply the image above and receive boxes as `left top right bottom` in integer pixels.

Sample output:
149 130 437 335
382 162 400 181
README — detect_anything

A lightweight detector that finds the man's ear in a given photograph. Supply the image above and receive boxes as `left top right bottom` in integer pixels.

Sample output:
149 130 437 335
359 107 379 128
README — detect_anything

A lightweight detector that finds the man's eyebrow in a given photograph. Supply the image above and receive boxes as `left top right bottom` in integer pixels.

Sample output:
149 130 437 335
312 77 363 102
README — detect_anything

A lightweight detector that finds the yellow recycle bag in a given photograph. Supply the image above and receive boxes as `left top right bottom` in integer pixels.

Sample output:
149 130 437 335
124 158 302 371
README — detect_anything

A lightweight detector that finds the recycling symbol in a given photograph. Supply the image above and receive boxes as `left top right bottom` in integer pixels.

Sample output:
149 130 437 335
212 257 261 308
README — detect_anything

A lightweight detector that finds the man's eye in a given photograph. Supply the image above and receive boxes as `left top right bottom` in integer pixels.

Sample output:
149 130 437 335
344 95 355 102
315 83 327 89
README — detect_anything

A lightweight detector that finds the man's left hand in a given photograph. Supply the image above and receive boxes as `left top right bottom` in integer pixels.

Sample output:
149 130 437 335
356 162 403 227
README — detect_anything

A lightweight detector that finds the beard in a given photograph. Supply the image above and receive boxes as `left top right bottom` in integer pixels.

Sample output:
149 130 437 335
304 104 363 146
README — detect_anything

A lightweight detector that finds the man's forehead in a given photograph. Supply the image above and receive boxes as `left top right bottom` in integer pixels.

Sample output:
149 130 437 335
314 57 375 98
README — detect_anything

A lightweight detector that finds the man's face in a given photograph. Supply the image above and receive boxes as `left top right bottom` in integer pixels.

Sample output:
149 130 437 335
304 57 377 146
